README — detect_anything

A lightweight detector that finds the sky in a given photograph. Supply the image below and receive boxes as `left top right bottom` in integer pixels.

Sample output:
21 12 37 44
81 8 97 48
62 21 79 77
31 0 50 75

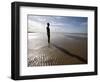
28 15 88 33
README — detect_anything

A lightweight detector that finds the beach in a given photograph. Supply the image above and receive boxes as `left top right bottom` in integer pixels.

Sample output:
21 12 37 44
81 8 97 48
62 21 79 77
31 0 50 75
28 32 87 66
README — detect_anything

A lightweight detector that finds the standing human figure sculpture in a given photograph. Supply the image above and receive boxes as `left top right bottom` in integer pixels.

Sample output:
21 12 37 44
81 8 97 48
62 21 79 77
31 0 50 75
46 23 50 46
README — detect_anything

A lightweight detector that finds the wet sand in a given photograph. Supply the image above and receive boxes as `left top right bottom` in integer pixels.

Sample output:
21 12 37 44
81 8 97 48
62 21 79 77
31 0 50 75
28 32 87 66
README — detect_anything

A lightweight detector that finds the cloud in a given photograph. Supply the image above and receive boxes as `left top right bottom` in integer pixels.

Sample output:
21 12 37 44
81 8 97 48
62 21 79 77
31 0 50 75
28 15 87 33
28 20 45 32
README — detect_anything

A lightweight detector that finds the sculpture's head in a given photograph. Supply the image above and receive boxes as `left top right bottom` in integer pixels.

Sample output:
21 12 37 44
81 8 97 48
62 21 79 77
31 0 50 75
47 23 50 26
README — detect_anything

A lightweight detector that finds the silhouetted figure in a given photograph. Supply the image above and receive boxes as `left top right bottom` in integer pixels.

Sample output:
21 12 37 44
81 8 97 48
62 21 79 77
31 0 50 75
46 23 50 45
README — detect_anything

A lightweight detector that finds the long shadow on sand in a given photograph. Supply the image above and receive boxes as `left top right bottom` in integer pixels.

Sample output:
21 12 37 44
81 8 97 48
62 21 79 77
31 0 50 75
51 43 87 63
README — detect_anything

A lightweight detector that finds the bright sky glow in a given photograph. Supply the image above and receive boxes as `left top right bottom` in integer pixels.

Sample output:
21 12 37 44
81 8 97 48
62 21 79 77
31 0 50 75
28 15 88 33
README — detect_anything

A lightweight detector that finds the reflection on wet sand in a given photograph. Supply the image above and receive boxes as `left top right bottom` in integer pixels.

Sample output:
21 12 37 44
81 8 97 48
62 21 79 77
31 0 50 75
28 33 87 66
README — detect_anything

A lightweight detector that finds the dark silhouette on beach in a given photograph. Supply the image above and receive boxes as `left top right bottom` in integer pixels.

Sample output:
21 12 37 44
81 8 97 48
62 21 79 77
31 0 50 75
46 23 50 45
